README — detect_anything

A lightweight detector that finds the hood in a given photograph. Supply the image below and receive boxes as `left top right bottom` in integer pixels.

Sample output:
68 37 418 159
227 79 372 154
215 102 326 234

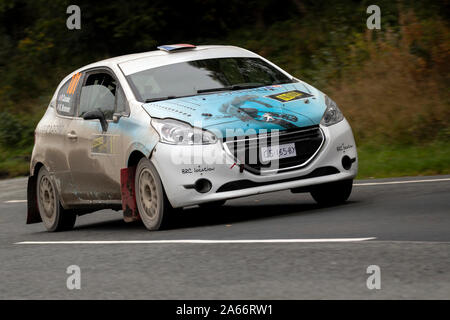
142 81 326 138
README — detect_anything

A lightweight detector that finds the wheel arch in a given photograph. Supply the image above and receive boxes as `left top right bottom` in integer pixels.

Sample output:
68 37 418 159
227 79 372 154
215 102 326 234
127 150 147 168
32 162 44 177
120 150 148 223
30 159 48 177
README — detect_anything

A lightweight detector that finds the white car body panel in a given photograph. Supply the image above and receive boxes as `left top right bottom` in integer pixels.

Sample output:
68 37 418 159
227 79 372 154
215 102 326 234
29 44 358 221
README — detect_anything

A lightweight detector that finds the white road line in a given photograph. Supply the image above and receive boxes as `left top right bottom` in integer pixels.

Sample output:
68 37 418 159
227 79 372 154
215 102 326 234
3 178 449 204
15 238 376 245
354 178 450 186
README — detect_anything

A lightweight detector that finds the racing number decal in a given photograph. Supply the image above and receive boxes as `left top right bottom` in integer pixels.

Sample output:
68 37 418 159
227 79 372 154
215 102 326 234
266 90 313 102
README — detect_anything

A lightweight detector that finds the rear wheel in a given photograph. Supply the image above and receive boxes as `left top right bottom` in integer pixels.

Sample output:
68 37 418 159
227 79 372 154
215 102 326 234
135 158 174 230
37 167 76 231
310 179 353 206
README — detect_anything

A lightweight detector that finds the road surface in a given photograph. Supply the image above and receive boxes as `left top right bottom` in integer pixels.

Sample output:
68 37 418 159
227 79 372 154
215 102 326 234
0 175 449 299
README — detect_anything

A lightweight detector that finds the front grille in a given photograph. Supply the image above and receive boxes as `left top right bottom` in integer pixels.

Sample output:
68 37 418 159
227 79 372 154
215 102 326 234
223 125 324 175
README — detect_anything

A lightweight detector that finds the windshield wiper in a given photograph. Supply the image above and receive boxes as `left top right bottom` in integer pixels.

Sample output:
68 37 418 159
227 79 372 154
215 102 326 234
196 87 231 94
145 93 199 103
145 96 178 103
197 83 266 94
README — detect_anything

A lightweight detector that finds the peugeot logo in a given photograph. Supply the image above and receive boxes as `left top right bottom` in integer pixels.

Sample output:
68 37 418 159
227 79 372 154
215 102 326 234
262 113 275 122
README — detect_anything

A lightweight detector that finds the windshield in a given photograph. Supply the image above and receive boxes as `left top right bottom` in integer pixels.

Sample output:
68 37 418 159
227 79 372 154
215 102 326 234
126 57 294 102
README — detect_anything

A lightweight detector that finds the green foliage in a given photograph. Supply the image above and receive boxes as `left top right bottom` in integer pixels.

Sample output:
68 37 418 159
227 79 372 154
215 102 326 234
0 0 448 178
0 112 22 147
0 111 39 148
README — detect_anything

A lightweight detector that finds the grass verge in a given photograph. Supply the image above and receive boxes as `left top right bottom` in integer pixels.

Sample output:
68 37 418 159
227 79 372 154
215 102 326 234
356 141 450 179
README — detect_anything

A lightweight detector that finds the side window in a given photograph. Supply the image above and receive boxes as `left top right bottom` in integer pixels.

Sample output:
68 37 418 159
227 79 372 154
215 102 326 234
79 72 117 119
56 73 82 116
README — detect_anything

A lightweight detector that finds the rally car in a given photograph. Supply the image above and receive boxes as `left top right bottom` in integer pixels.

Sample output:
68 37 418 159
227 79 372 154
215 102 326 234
27 44 358 231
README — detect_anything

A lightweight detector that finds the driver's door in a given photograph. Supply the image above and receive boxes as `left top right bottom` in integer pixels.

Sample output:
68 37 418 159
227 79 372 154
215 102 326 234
66 70 123 203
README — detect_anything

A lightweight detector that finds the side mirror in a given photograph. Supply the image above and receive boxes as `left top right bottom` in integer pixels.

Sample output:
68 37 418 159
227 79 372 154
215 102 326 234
82 110 108 132
112 113 122 123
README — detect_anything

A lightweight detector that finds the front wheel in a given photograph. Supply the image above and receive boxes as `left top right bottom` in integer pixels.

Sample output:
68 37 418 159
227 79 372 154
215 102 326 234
310 179 353 206
135 158 174 230
37 167 76 231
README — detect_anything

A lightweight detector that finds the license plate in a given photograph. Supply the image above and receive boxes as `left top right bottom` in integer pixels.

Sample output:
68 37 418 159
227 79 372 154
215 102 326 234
260 143 297 162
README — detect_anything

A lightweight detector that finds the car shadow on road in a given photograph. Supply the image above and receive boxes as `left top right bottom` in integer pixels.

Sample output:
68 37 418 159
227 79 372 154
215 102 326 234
73 200 358 232
171 203 320 229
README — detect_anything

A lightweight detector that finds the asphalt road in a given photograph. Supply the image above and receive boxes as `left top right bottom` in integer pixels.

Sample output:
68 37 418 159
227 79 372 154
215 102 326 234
0 175 449 299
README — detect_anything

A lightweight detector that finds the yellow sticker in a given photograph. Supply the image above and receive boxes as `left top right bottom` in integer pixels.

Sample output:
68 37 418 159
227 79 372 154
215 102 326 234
277 91 303 101
267 90 313 102
92 135 114 154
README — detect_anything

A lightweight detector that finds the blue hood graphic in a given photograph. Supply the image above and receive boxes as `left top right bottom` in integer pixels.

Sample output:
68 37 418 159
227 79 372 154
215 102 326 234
142 82 326 138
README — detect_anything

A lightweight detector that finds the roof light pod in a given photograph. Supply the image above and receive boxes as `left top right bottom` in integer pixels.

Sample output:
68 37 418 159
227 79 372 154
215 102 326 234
157 44 196 52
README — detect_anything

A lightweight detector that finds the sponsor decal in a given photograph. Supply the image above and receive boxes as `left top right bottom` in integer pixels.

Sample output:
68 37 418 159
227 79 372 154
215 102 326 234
57 93 73 114
336 143 354 153
58 94 71 103
266 90 313 102
91 135 116 154
57 103 71 113
181 166 215 174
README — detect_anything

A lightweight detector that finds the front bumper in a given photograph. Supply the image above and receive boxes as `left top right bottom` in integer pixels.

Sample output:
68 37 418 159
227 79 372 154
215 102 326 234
151 119 358 207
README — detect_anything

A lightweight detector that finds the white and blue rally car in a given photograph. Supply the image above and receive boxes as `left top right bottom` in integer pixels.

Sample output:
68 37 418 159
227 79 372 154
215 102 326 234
28 44 358 231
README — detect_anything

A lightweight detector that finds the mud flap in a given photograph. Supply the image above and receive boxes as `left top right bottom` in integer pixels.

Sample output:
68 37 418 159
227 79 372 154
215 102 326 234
27 175 42 224
120 166 140 222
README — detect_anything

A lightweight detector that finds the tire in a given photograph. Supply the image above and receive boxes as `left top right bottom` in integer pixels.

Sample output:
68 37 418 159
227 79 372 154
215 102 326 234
36 167 76 231
135 158 174 230
199 200 226 208
310 179 353 206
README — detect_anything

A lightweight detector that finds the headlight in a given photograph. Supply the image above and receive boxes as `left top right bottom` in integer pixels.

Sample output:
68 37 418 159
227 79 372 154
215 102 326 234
151 118 218 145
320 96 344 126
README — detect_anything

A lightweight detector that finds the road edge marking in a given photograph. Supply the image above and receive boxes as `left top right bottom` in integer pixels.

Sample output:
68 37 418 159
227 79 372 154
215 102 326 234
15 238 376 245
354 178 450 186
